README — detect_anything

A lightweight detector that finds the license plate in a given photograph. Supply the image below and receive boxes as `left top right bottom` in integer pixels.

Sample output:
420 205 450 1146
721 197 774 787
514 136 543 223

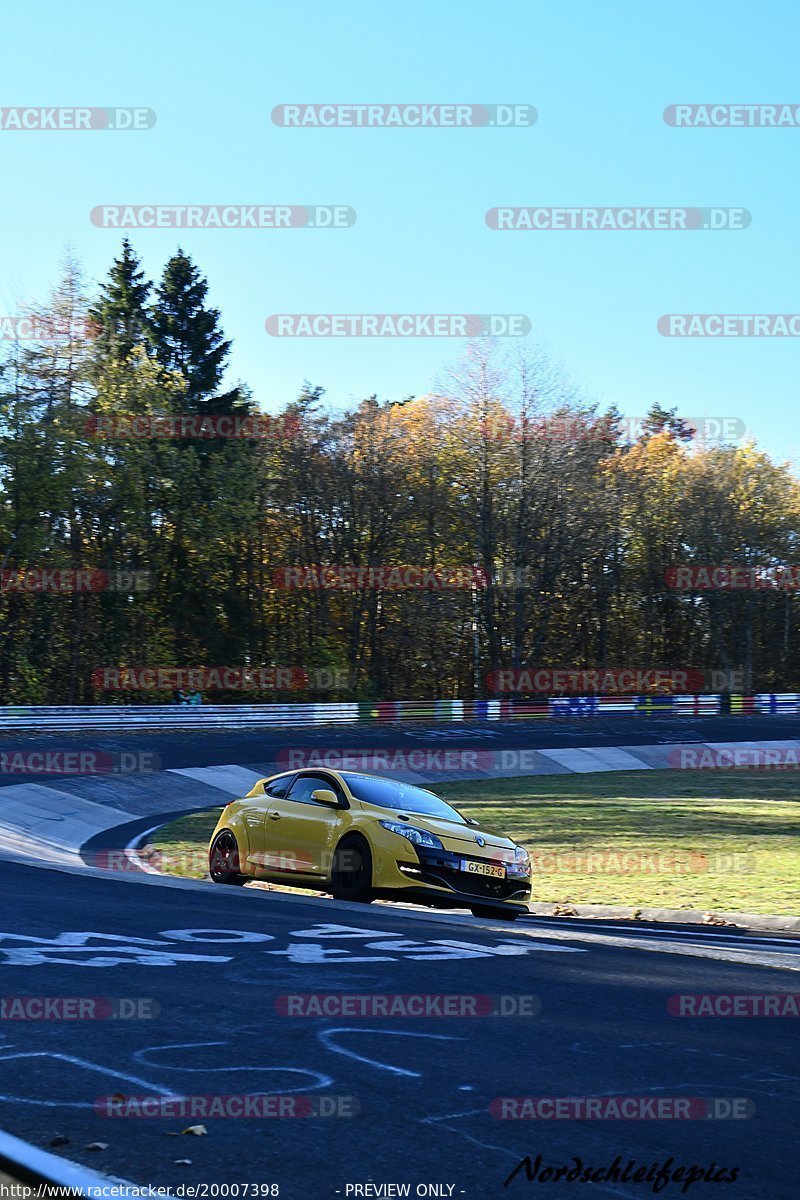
461 859 505 879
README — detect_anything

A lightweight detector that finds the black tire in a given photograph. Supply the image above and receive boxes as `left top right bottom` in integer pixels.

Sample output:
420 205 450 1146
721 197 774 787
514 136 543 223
209 830 247 885
471 905 520 921
331 835 374 902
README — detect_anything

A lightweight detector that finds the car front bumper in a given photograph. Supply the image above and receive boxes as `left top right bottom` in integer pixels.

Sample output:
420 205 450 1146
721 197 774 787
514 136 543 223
374 844 531 909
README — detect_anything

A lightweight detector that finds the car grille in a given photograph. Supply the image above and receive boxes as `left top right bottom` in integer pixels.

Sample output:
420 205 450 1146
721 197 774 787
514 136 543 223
425 867 526 899
413 849 529 901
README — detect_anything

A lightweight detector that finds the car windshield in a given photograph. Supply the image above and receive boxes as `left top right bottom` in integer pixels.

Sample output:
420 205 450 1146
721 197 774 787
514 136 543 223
341 774 466 823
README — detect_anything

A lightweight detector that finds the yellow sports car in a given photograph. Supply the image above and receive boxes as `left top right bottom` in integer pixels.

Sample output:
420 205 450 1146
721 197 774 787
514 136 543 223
209 769 531 920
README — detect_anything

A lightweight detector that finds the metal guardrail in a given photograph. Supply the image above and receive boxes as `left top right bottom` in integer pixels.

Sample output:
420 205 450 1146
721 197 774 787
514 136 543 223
732 693 800 714
0 693 773 731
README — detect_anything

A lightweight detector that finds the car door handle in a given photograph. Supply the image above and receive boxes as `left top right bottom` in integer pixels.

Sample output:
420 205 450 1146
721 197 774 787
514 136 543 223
268 810 282 820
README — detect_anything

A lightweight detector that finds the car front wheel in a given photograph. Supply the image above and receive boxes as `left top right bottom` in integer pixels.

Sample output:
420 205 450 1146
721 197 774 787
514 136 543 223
331 835 374 902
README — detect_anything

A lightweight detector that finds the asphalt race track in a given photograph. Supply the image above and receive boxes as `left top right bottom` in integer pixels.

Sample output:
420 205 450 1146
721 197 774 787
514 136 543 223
0 861 798 1199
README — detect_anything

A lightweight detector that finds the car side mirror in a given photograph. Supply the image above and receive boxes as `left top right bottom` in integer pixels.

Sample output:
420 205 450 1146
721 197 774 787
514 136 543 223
311 788 340 807
466 817 481 827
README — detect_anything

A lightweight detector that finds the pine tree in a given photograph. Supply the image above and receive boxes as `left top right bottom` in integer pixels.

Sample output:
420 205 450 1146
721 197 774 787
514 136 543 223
87 238 154 373
151 250 242 413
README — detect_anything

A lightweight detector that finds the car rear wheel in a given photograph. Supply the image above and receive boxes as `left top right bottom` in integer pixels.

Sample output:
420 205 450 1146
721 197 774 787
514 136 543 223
209 830 246 884
471 905 520 921
331 835 374 902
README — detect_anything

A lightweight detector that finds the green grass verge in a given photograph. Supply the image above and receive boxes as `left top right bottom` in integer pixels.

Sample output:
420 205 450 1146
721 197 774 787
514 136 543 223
439 770 799 914
142 808 223 878
146 769 800 915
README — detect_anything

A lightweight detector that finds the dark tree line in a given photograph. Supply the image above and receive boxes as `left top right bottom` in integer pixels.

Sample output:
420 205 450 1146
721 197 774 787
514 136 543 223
0 245 798 703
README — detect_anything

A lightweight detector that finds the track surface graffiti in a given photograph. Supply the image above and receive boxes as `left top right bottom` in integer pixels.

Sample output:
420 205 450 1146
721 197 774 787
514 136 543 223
0 923 587 967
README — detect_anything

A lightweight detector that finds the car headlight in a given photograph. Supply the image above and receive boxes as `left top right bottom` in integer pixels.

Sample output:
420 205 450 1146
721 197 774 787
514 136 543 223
508 846 532 876
379 820 444 850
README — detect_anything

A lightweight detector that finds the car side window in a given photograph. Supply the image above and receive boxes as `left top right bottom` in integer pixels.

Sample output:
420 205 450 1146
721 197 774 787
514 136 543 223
286 773 344 806
265 774 296 798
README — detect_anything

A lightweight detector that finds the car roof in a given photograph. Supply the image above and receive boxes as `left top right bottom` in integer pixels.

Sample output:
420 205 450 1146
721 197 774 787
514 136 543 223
264 767 438 796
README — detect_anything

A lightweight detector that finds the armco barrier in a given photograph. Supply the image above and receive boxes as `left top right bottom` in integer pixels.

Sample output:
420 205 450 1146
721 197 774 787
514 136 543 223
0 694 730 731
754 693 800 714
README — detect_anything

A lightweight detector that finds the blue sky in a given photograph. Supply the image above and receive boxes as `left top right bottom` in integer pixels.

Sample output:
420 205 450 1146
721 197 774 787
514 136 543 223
0 0 797 465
